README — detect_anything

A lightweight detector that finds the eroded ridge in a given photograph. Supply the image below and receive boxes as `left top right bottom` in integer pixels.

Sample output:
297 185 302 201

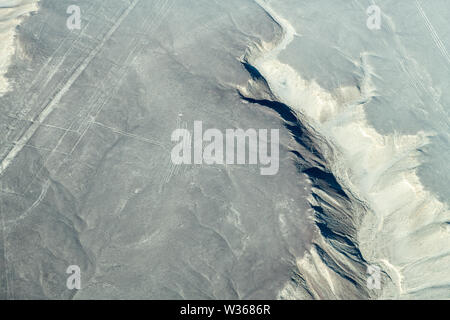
239 0 450 299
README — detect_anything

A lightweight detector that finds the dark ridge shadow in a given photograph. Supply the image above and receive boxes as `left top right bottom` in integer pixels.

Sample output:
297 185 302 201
239 93 297 123
315 219 363 260
238 92 348 199
303 167 348 199
242 61 265 80
313 244 360 287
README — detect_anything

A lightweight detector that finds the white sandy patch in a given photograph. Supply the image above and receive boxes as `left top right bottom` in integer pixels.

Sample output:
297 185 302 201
0 0 39 96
